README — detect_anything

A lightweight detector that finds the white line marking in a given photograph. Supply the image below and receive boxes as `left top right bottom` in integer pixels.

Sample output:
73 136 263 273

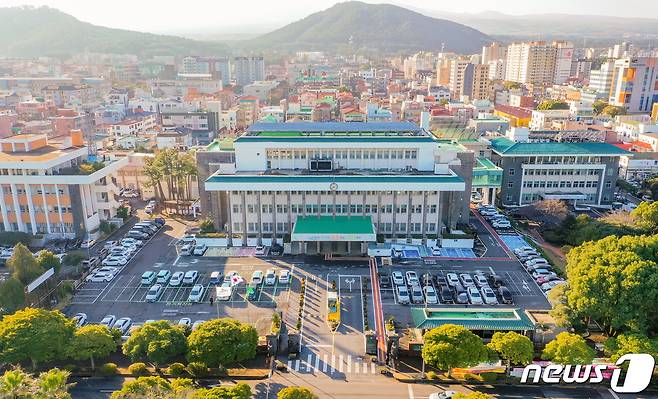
607 388 620 399
322 355 328 372
339 355 344 373
307 354 312 372
287 360 292 371
371 363 376 374
314 355 320 373
347 356 351 373
354 362 360 374
294 360 300 371
407 384 415 399
331 355 336 373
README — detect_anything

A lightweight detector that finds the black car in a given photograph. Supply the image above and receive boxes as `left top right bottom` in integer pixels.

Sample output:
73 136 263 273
153 217 166 226
498 286 513 304
270 244 284 256
434 275 448 287
453 283 469 304
421 273 433 287
487 273 504 288
378 273 392 288
438 285 454 304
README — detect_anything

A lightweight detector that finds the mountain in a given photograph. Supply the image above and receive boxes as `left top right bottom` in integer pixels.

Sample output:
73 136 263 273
250 2 490 54
0 6 230 58
413 9 658 40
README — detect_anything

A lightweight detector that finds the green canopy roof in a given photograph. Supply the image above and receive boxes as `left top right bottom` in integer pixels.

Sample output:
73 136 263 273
292 216 376 242
411 308 536 331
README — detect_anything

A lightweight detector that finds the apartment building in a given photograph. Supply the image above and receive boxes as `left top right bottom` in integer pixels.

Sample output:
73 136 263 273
181 56 231 84
553 41 574 84
489 137 628 208
482 42 508 65
0 131 127 238
609 57 658 113
41 84 97 110
588 60 615 95
233 56 265 86
198 122 474 254
505 41 557 85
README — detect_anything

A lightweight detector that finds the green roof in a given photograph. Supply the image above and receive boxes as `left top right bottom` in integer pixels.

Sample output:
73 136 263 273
410 308 535 331
293 216 375 235
475 157 500 170
490 137 631 156
206 174 463 184
206 137 235 152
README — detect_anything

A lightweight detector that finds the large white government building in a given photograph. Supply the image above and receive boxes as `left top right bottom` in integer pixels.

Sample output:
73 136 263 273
198 122 474 255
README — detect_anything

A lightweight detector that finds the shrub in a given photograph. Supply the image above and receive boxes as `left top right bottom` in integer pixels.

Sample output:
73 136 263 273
186 361 208 377
0 232 31 246
63 252 86 266
463 373 483 382
167 362 186 376
99 363 118 376
480 372 499 383
128 362 149 376
63 364 77 372
216 364 227 376
426 371 438 380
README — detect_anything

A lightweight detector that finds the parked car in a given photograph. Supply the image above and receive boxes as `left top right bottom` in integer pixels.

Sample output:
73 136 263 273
72 313 87 327
492 220 512 229
264 269 276 285
188 284 205 302
169 271 185 286
473 273 488 288
438 285 454 304
223 271 238 284
178 318 192 329
251 270 264 285
410 284 424 303
536 275 562 285
193 243 208 256
531 269 557 279
121 238 143 247
525 258 549 267
270 244 284 256
278 269 291 284
102 256 128 267
405 271 420 286
86 271 115 283
431 247 441 256
453 283 468 304
113 318 132 334
216 283 232 301
541 280 567 291
99 315 116 329
127 230 149 240
80 239 96 249
459 273 475 287
180 243 194 256
255 245 266 255
209 271 223 285
446 273 460 287
434 275 448 287
192 320 206 330
423 286 439 304
156 270 172 284
145 284 164 302
141 271 156 285
429 391 458 399
379 273 391 288
467 287 483 304
487 273 504 288
183 270 198 285
481 286 499 305
153 217 166 226
396 285 410 304
391 271 405 286
498 286 513 304
82 257 101 270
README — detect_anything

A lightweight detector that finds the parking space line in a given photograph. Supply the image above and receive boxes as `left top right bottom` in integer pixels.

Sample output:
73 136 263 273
339 355 344 372
347 356 352 373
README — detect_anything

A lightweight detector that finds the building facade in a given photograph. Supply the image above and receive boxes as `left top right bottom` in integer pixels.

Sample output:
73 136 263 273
609 57 658 113
505 41 557 85
198 122 474 254
233 56 265 86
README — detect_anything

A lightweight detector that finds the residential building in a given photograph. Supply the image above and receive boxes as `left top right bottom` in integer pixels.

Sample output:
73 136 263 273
448 59 470 99
243 80 279 102
181 56 230 84
482 42 508 65
489 137 628 208
493 105 532 127
505 41 557 85
609 57 658 113
0 131 127 238
553 41 574 84
488 59 506 81
0 110 18 139
589 60 615 96
233 56 265 86
198 122 474 253
529 110 571 130
619 152 658 180
41 84 97 110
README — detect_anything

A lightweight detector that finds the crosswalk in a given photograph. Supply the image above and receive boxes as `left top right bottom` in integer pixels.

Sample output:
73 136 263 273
287 353 377 375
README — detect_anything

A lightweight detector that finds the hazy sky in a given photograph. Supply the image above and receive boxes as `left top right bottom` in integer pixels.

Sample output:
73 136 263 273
3 0 658 33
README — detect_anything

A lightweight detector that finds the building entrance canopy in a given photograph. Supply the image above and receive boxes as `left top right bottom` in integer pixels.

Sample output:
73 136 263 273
291 215 376 242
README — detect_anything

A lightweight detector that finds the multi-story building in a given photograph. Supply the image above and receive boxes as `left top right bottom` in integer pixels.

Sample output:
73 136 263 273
609 57 658 113
181 56 231 84
505 41 557 85
488 59 506 81
0 131 127 238
233 56 265 86
553 41 574 84
41 84 97 111
588 60 615 95
489 137 628 208
468 64 491 101
448 59 469 99
198 122 473 254
482 42 508 65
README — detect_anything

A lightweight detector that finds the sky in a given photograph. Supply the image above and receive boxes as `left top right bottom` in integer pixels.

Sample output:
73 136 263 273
2 0 658 33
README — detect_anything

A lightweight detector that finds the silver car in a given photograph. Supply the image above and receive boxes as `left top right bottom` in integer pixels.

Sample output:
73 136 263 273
467 287 483 305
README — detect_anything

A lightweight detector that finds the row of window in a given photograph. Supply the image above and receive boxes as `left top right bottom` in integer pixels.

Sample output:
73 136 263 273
517 169 602 176
233 204 438 215
0 222 75 234
3 205 73 213
266 149 418 161
522 180 601 189
233 222 437 234
237 190 434 196
519 156 603 164
2 187 66 195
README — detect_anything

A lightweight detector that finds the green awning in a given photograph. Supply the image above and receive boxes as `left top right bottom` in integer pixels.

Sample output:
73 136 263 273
292 216 376 242
410 308 536 331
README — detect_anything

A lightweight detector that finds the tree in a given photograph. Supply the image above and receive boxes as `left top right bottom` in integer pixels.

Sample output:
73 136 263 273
122 321 186 366
503 81 522 90
604 334 658 362
193 383 252 399
631 201 658 232
0 308 75 368
518 199 569 229
7 243 43 285
592 100 608 115
68 325 117 370
0 368 32 398
116 206 129 221
34 368 73 399
453 393 492 399
602 105 626 118
421 324 488 373
276 386 318 399
187 318 258 367
564 235 658 334
0 277 26 314
537 100 569 110
0 368 73 399
36 250 61 274
110 376 194 399
542 332 595 364
487 331 534 373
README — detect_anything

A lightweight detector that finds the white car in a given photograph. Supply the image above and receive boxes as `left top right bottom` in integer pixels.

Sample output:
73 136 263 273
473 274 489 288
145 284 164 302
188 284 205 302
459 273 475 287
95 266 118 274
72 313 87 327
251 270 264 285
86 271 115 283
410 284 424 303
169 271 185 286
141 271 157 285
156 270 172 284
405 271 420 286
80 239 96 248
396 285 410 304
114 317 132 334
102 256 128 266
532 269 557 279
467 287 483 305
178 318 192 329
99 315 116 329
446 273 460 287
255 245 266 255
193 244 207 256
429 392 457 399
183 270 198 285
492 220 511 229
180 243 194 256
525 258 549 268
278 270 290 284
264 269 276 285
423 286 439 304
103 241 117 249
216 283 232 301
431 247 441 256
481 286 499 305
192 320 206 330
392 271 405 286
541 280 567 291
121 238 143 247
